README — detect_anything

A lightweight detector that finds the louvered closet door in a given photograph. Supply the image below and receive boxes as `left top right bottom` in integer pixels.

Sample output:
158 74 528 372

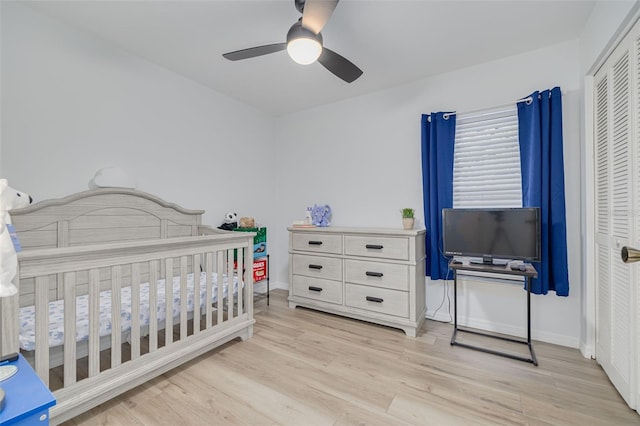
593 18 639 411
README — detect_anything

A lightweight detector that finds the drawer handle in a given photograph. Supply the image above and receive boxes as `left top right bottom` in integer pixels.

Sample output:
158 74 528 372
308 286 323 292
308 241 323 246
365 244 384 250
308 264 323 270
366 296 384 303
366 271 383 277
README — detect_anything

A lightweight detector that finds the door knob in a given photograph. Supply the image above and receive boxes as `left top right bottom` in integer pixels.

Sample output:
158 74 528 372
621 246 640 263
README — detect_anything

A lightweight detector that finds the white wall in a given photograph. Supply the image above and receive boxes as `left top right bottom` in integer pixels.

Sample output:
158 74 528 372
274 40 583 347
0 2 276 229
580 0 638 74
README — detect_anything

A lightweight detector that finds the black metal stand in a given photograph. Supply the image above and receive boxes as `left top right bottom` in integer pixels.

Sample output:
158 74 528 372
450 263 538 366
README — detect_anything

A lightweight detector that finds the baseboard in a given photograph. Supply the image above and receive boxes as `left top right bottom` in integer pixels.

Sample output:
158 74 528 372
426 311 453 323
455 316 580 348
579 341 595 359
266 280 289 291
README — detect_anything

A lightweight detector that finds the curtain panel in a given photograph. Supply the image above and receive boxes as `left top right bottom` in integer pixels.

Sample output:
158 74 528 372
421 112 456 280
517 87 569 296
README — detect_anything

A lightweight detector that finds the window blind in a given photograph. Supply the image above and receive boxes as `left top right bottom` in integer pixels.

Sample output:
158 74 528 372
452 106 522 208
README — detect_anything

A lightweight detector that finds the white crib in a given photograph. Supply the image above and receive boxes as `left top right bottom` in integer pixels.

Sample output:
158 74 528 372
0 188 255 424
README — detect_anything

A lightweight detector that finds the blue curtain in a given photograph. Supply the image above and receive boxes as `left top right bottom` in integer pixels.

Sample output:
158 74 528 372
421 112 456 280
517 87 569 296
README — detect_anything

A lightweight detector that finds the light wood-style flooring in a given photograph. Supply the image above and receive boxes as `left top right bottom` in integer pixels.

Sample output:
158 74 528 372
65 290 639 425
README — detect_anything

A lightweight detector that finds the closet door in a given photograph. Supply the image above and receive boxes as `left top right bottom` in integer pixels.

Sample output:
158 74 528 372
594 19 639 411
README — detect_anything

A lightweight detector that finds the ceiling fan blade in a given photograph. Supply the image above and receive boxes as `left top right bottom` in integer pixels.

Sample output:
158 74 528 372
301 0 339 34
318 47 362 83
222 43 287 61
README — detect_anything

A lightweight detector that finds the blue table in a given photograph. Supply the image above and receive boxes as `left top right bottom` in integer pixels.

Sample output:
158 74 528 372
0 354 55 425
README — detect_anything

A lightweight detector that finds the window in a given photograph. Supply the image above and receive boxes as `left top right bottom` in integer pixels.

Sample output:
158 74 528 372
451 105 522 281
452 106 522 208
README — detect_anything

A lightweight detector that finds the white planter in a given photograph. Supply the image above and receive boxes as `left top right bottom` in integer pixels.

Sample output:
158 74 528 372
402 218 414 230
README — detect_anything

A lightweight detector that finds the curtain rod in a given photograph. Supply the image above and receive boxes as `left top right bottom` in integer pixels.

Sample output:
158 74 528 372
437 89 570 120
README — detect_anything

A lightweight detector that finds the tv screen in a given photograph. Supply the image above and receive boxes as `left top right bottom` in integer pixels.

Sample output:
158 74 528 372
442 208 541 263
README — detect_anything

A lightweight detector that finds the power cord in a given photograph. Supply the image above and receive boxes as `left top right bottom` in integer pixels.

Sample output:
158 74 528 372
430 262 453 323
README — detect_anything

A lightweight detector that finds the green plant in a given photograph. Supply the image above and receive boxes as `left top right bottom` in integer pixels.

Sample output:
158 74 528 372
401 208 415 219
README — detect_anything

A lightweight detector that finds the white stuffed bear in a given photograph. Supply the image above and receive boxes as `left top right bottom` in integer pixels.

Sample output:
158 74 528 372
0 179 33 297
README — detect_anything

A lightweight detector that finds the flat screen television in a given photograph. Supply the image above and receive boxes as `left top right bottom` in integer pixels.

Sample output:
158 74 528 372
442 207 541 264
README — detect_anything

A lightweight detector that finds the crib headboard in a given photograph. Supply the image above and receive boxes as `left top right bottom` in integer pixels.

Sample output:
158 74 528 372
11 188 216 306
11 188 205 250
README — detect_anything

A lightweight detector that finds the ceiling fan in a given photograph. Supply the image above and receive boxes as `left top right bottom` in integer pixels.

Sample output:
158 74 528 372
222 0 363 83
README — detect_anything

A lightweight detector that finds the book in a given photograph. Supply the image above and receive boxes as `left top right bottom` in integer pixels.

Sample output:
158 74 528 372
7 224 21 252
292 223 316 228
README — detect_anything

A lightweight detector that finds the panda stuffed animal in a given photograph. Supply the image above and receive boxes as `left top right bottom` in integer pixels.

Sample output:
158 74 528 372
217 212 238 231
0 179 33 297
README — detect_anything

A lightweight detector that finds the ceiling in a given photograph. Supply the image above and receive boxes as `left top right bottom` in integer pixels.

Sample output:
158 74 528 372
26 1 596 116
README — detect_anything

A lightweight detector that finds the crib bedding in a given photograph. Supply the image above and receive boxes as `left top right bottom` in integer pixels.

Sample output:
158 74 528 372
19 272 240 351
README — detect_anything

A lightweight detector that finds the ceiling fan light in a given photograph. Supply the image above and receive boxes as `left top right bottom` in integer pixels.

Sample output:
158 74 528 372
287 37 322 65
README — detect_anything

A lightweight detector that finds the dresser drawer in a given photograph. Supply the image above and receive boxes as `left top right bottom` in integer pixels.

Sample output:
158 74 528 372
292 275 343 305
345 260 409 291
292 233 342 255
344 235 409 260
345 284 409 318
292 254 342 281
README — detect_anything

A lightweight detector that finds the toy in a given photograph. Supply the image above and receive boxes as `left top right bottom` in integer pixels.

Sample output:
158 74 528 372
89 166 136 189
239 217 255 228
0 179 33 297
311 204 331 227
218 212 238 231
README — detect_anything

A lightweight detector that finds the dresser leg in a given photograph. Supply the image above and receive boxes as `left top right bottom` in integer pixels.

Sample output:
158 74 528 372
402 326 417 337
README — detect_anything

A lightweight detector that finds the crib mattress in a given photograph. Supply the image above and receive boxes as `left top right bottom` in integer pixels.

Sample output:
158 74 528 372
19 272 239 351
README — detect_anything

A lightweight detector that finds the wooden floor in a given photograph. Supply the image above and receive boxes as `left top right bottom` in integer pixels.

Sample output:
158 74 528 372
64 290 639 425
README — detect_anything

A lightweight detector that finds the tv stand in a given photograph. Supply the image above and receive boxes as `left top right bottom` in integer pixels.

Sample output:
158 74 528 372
449 262 538 366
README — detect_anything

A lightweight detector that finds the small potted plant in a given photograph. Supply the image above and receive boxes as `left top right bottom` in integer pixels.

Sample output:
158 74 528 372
401 208 415 230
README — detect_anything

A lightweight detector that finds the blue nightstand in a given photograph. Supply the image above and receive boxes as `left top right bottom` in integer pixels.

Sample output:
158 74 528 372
0 354 55 425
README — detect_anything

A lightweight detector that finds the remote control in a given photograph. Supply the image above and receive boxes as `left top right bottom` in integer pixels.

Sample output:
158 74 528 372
0 353 18 364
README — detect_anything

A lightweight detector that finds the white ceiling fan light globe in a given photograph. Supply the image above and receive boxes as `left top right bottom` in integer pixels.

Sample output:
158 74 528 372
286 20 323 65
287 37 322 65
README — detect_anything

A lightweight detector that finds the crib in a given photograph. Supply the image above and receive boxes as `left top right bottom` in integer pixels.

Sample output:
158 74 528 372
0 188 255 424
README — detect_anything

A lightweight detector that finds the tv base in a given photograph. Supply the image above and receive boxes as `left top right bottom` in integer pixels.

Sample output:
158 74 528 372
469 258 509 267
449 263 538 366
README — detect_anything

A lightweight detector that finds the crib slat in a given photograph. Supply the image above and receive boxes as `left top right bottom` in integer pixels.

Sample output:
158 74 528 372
149 260 159 352
244 243 253 319
205 252 213 328
179 256 188 340
217 251 224 325
131 263 141 360
193 254 201 335
227 249 234 319
165 257 173 345
111 265 122 368
237 249 243 316
63 272 77 387
88 268 100 377
34 275 50 386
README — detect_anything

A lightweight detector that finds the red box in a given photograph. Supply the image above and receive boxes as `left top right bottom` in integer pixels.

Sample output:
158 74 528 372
235 257 268 283
252 258 267 282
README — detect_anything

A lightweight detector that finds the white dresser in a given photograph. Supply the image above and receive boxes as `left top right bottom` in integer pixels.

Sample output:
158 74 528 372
288 227 426 337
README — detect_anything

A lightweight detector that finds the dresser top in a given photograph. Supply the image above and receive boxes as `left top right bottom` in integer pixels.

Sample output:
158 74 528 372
287 226 426 236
